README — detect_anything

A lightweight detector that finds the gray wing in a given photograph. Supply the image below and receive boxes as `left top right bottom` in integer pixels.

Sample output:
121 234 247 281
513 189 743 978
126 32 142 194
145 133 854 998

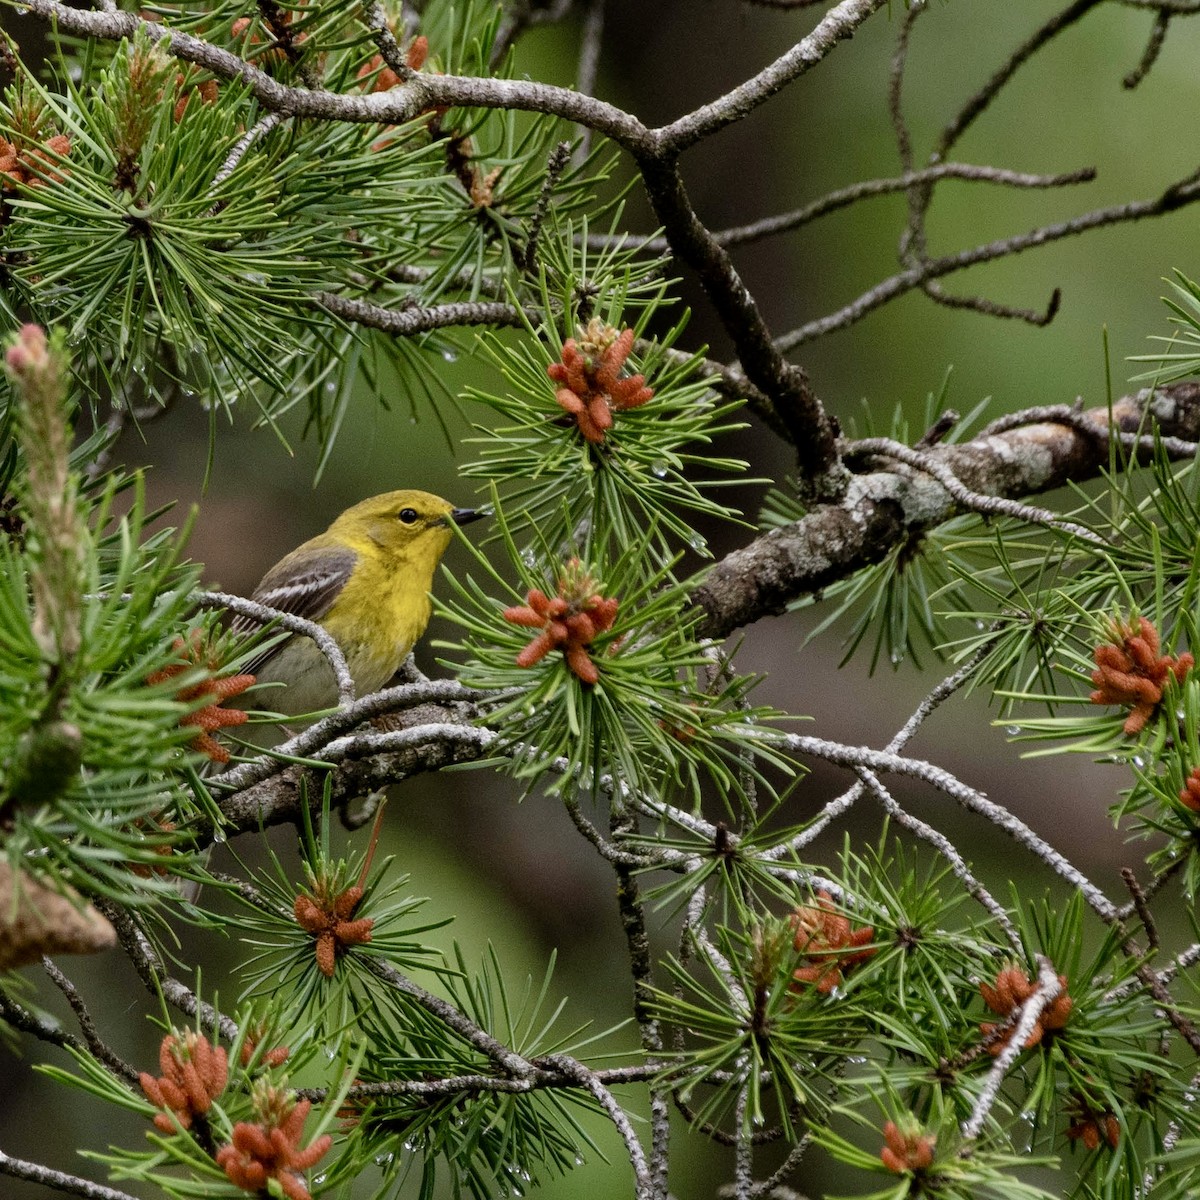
232 545 357 677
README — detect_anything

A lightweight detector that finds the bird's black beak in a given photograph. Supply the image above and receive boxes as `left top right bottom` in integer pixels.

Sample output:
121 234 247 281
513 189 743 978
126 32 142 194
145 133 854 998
450 507 488 527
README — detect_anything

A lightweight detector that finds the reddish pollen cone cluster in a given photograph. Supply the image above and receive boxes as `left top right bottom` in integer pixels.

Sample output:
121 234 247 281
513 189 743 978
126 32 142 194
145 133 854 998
216 1092 331 1200
547 320 654 444
139 1031 228 1134
880 1119 935 1174
503 561 619 686
979 966 1072 1054
1066 1102 1120 1151
1179 765 1200 812
294 881 373 977
146 630 255 764
788 891 877 994
0 133 71 189
1090 616 1193 736
358 34 428 92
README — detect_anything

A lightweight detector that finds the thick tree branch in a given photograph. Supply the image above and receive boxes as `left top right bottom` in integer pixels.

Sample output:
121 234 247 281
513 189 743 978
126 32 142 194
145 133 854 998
690 382 1200 639
216 717 496 831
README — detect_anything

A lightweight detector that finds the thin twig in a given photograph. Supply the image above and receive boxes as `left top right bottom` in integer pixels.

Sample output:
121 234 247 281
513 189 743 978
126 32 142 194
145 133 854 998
1113 929 1200 1057
887 1 1064 325
584 164 1097 254
654 0 889 155
296 1061 660 1103
520 140 572 275
1125 9 1170 88
612 808 671 1200
197 589 356 706
744 1135 813 1198
766 641 994 861
0 984 119 1076
733 1085 753 1200
1161 1066 1200 1157
1119 0 1200 9
208 113 284 195
935 0 1105 161
316 291 531 336
1158 942 1200 988
771 733 1119 921
360 0 414 83
82 407 126 485
491 0 575 66
1121 867 1160 951
562 791 645 864
363 956 535 1077
857 770 1022 954
538 1052 654 1199
40 959 142 1085
777 174 1200 348
673 1094 786 1147
0 1150 140 1200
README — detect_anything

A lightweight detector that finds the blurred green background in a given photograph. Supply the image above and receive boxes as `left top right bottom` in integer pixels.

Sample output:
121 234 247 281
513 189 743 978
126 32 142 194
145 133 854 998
3 1 1198 1196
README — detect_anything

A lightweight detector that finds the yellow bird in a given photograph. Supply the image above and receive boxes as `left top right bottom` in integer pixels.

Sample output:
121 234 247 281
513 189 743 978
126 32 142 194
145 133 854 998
235 489 484 716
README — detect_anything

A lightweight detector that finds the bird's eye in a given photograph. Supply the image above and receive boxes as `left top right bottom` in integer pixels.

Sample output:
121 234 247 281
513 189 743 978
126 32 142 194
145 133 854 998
398 508 419 524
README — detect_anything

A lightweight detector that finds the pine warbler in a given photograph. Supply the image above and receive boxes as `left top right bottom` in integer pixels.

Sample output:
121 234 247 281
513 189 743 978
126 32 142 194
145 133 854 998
236 489 483 716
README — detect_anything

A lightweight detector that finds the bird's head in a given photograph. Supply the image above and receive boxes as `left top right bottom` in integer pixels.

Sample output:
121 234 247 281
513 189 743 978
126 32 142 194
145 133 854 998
328 489 485 569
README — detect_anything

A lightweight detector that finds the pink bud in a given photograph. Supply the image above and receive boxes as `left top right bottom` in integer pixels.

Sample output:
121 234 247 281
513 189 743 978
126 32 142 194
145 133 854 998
6 324 48 373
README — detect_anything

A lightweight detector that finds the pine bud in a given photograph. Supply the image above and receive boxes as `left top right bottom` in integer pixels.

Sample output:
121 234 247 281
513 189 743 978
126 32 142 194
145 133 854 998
6 718 83 812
